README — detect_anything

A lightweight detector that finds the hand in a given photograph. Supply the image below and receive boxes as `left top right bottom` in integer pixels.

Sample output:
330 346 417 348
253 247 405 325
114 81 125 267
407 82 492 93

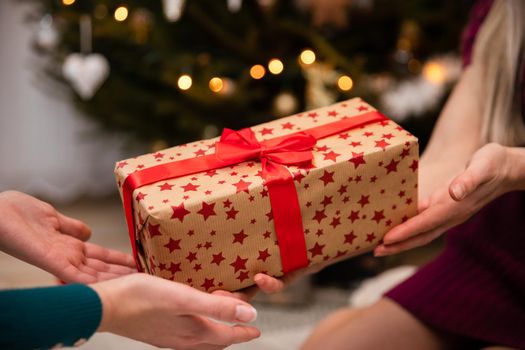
91 274 260 350
375 143 516 256
213 263 329 302
0 191 136 283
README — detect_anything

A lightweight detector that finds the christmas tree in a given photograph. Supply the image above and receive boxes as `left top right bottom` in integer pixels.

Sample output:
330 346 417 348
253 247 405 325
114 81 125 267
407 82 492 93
30 0 472 149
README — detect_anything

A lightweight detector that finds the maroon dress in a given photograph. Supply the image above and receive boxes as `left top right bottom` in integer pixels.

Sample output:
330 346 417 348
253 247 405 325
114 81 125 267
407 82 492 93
385 1 525 348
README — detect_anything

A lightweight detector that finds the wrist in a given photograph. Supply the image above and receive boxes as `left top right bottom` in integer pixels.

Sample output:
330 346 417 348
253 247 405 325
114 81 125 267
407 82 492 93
505 147 525 191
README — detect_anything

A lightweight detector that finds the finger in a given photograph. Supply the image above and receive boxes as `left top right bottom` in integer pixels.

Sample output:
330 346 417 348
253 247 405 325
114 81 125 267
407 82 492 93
85 258 136 275
58 265 97 284
253 273 285 293
382 203 455 245
200 318 260 346
57 213 91 241
449 157 491 201
375 225 447 256
77 263 123 282
85 243 136 268
212 287 258 302
177 286 258 324
418 196 430 212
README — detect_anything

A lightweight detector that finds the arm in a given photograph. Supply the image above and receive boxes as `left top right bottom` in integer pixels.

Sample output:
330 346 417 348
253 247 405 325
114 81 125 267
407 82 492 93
0 191 136 283
0 274 260 350
417 64 484 199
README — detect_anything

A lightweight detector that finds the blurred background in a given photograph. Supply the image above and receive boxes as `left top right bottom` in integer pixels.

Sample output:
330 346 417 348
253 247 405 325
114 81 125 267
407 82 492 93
0 0 473 348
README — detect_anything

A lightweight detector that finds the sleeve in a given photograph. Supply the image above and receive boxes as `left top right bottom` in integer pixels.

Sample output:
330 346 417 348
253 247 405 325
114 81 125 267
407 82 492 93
0 284 102 350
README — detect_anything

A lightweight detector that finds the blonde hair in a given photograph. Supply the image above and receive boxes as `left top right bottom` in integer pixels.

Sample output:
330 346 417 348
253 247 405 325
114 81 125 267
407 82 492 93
472 0 525 146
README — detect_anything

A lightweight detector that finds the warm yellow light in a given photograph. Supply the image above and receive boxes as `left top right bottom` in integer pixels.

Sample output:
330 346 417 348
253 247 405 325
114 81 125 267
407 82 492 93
209 77 224 93
337 75 353 91
250 64 266 80
423 62 445 84
177 75 192 90
62 0 76 5
299 49 316 65
268 59 284 75
114 6 129 22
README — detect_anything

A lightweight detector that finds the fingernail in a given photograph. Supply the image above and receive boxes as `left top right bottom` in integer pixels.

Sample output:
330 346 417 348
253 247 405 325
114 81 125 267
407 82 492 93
253 275 263 283
235 305 257 323
451 183 465 200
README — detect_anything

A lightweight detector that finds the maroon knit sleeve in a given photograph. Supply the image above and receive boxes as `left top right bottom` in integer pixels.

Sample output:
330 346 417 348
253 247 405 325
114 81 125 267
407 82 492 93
461 0 494 67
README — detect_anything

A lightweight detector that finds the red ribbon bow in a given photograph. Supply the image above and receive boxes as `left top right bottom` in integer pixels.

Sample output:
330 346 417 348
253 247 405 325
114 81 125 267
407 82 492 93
216 128 316 167
215 128 318 272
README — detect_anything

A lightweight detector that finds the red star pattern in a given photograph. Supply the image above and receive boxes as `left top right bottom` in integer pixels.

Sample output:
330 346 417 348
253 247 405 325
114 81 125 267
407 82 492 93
159 182 173 191
148 223 162 238
201 278 215 291
164 238 181 253
281 122 295 130
349 152 366 168
366 233 376 242
181 182 199 192
171 203 190 222
135 192 147 201
168 262 182 275
319 170 335 185
117 161 128 169
323 151 340 162
237 271 250 282
226 206 239 220
348 210 360 223
233 179 252 193
233 230 248 244
374 139 390 150
309 242 325 258
313 209 327 223
358 195 370 207
258 249 271 262
385 159 400 174
211 252 225 266
260 127 273 135
372 210 385 223
321 195 333 207
230 255 248 272
186 251 198 263
409 160 418 172
344 231 357 245
197 202 216 220
330 216 341 228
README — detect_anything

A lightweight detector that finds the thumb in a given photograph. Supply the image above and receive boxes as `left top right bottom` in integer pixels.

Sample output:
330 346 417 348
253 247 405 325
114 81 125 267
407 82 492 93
182 287 258 324
449 161 488 201
57 213 92 241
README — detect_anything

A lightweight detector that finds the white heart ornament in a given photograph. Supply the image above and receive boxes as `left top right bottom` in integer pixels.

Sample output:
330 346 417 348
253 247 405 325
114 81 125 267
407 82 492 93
62 53 110 100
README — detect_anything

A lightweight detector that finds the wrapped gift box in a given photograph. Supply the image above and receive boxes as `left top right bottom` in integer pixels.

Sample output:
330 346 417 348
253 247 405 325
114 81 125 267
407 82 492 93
115 98 418 292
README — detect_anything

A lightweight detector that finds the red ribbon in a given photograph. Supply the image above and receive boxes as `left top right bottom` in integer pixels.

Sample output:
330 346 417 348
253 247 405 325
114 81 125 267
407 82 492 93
122 111 387 275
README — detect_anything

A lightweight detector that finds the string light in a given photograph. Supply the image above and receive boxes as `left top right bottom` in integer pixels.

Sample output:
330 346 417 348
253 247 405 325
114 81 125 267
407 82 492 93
177 75 192 90
299 49 316 65
114 6 129 22
408 58 421 73
268 59 284 75
62 0 76 5
423 62 445 84
250 64 265 79
209 77 224 93
337 75 353 91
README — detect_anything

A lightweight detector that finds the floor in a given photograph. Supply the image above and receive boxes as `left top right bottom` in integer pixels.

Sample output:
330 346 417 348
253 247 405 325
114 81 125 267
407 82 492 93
0 196 441 349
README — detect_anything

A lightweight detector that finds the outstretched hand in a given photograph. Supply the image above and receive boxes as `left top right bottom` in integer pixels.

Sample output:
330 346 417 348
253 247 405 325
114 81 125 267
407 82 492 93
0 191 136 283
375 143 518 256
